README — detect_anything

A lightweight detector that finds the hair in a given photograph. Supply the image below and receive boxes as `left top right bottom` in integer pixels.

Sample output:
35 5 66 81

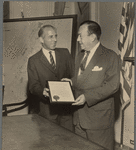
80 20 101 40
38 25 56 37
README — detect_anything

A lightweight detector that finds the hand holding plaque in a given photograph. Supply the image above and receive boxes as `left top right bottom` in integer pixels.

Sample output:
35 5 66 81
48 81 75 103
43 88 49 97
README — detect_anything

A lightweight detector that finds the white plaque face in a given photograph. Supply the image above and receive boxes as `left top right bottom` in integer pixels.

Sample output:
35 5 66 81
48 81 75 103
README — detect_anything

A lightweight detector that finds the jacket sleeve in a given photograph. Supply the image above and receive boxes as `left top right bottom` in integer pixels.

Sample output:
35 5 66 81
27 58 44 99
85 52 120 107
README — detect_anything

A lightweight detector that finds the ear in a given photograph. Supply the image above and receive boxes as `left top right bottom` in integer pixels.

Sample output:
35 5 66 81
39 37 44 43
90 34 97 42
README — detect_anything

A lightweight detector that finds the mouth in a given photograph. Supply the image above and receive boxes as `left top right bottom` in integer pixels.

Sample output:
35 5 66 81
79 43 83 47
53 43 56 47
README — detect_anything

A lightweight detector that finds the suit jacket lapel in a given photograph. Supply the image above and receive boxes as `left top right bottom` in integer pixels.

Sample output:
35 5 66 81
40 49 56 74
77 44 103 87
73 50 84 85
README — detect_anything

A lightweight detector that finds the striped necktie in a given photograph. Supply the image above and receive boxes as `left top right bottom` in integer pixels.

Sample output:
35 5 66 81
49 51 56 70
80 51 90 72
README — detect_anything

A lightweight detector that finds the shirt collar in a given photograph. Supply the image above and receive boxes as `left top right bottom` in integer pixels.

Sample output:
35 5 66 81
89 42 100 53
81 42 100 53
42 47 55 53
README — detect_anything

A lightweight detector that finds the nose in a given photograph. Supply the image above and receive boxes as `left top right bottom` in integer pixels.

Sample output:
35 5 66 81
77 35 80 42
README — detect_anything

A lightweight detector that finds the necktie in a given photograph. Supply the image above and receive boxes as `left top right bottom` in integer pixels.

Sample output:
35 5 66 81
49 51 56 70
80 51 90 71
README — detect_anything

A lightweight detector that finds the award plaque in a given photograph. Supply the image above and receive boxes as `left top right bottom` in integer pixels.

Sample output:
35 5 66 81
48 81 75 103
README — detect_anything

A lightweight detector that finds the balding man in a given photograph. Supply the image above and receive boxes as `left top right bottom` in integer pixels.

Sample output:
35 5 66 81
27 25 74 131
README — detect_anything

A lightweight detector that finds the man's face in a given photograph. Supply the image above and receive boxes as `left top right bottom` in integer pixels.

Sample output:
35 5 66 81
41 27 57 50
77 25 92 51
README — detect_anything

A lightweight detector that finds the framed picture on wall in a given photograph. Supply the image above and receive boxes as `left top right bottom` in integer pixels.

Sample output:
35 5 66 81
3 15 77 115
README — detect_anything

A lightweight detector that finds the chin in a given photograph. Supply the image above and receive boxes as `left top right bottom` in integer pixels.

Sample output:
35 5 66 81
51 47 56 50
79 44 83 49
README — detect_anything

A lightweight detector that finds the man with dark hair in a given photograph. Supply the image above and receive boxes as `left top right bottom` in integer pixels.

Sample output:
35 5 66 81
62 20 120 149
27 25 74 131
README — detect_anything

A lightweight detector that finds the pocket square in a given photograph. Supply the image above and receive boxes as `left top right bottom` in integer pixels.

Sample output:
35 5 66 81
92 66 103 71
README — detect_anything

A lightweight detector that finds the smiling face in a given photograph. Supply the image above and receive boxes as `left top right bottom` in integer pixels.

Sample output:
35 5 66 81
77 24 94 51
40 27 57 50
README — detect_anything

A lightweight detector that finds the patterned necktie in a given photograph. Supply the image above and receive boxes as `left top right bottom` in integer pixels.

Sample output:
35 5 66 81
49 51 56 70
80 51 90 71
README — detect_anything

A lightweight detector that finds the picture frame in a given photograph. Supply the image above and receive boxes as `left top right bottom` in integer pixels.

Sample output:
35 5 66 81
3 15 77 114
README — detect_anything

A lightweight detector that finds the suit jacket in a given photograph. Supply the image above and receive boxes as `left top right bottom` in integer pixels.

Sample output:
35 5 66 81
72 44 120 130
27 48 74 120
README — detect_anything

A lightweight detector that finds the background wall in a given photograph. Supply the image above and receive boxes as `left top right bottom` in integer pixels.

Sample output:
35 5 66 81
3 2 134 149
9 1 54 18
99 2 122 54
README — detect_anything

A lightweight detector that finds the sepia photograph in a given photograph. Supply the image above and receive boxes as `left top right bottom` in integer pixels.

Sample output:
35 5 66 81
2 1 135 150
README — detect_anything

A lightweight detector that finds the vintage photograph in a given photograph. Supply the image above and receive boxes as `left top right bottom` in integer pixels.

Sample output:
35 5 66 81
2 1 135 150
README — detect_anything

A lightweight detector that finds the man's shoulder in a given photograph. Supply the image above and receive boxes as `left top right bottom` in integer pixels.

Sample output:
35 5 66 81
101 45 118 57
29 49 42 60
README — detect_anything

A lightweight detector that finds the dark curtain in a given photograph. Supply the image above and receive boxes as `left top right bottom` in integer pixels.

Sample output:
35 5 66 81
3 1 10 19
54 2 66 16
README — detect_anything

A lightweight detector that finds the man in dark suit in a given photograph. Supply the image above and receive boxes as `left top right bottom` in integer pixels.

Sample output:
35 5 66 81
62 20 120 149
27 25 74 131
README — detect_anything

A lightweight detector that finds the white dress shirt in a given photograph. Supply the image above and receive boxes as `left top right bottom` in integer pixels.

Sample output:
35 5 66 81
78 42 100 75
42 47 56 65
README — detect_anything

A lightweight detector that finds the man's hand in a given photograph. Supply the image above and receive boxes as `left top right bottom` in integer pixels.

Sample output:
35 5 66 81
43 88 49 97
61 78 72 86
72 94 86 106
